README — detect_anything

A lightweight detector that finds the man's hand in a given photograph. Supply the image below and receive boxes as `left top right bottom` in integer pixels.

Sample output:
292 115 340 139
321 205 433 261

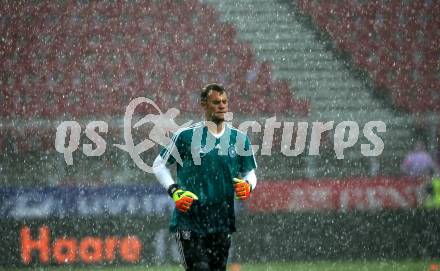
233 178 251 200
172 189 199 213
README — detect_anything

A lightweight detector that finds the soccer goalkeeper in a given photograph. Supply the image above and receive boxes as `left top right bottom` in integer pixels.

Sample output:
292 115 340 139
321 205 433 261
153 83 257 271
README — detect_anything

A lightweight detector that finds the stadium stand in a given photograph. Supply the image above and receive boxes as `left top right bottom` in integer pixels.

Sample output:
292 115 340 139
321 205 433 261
0 0 308 184
296 0 439 113
0 0 308 119
2 0 437 184
201 0 433 178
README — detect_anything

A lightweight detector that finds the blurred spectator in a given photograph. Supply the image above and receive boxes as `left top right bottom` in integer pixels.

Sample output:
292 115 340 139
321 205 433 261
401 140 439 177
424 175 440 209
436 122 440 165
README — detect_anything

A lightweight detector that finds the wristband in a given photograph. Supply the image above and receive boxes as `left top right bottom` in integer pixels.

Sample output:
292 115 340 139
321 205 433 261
167 183 180 197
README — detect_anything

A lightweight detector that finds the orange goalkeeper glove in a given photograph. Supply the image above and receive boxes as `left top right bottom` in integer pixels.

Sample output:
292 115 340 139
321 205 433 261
233 178 251 200
168 184 198 213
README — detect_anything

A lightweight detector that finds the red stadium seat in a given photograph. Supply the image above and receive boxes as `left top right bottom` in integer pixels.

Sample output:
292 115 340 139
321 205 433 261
1 0 309 153
300 0 438 113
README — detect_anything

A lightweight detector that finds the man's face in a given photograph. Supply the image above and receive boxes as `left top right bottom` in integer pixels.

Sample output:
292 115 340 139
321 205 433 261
203 90 228 123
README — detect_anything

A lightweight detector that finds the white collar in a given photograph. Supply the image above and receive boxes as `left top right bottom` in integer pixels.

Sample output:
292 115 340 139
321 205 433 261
205 121 225 138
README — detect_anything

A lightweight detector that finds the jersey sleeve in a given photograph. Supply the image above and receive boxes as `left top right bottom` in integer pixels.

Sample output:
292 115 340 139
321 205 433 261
159 132 182 166
239 135 257 174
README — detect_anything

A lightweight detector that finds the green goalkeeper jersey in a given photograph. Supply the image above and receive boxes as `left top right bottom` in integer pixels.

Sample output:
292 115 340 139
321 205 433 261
160 121 257 235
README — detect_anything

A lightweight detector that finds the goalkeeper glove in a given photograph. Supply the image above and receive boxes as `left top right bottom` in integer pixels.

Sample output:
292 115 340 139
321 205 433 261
233 178 251 200
168 184 198 213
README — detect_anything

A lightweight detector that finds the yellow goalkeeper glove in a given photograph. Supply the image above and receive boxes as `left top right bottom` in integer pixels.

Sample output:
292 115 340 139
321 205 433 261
168 184 198 213
233 178 251 200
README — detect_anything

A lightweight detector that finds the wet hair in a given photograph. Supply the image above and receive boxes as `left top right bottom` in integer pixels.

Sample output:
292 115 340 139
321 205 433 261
201 83 226 102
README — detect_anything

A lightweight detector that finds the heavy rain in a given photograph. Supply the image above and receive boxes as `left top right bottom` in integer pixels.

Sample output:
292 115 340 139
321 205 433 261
0 0 439 270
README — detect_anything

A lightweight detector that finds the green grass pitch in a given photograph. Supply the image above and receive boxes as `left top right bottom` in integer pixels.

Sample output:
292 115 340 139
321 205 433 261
4 260 439 271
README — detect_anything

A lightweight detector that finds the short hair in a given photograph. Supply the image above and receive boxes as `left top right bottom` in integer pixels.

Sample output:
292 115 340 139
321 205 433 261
201 83 226 102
